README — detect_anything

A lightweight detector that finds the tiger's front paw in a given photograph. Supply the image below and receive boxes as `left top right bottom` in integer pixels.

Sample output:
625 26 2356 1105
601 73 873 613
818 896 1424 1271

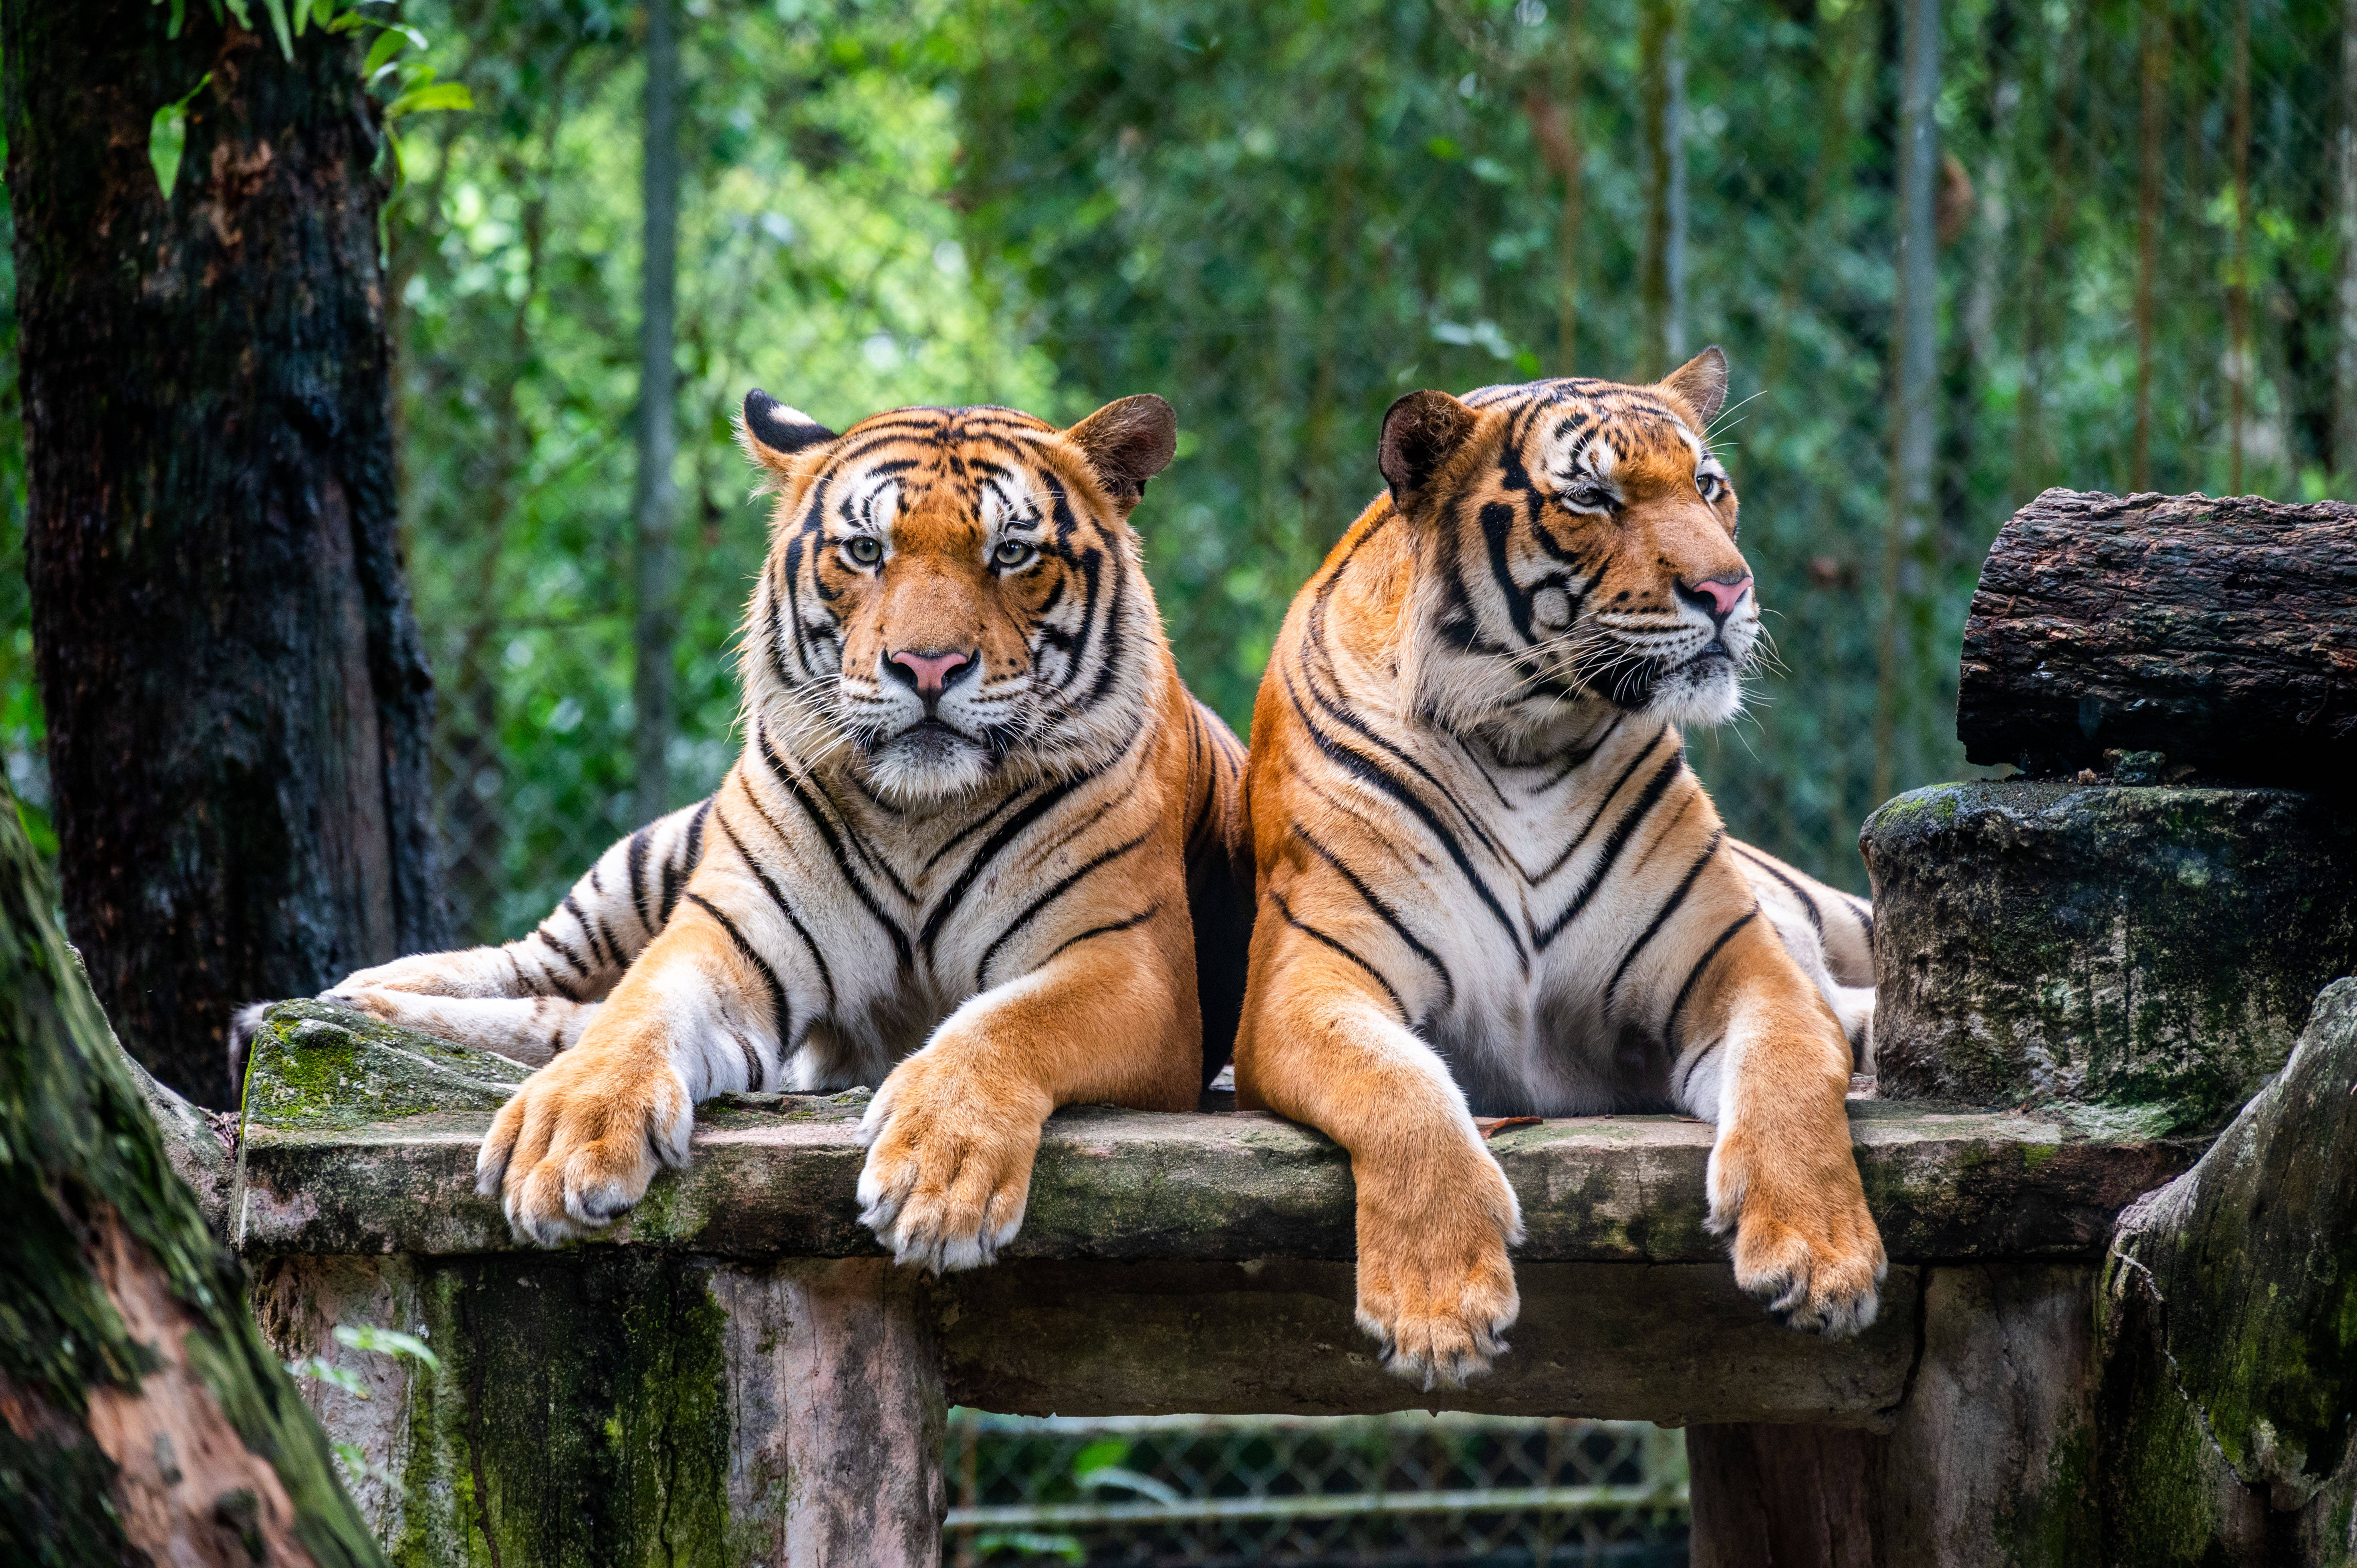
475 1045 694 1246
1709 1131 1887 1337
1353 1140 1525 1389
856 1049 1049 1274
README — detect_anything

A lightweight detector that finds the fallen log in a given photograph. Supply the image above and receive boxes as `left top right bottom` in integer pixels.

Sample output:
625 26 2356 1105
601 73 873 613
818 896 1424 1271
1955 489 2357 784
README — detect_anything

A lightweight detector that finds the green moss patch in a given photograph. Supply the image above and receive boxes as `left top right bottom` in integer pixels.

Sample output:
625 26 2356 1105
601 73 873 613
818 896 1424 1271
242 1002 532 1133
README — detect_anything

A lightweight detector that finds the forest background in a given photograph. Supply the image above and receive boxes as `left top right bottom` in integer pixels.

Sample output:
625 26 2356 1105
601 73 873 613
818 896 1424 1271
2 0 2345 940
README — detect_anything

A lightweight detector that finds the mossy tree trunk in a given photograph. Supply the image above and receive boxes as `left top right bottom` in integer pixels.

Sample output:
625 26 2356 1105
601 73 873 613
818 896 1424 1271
2 0 442 1108
0 785 385 1566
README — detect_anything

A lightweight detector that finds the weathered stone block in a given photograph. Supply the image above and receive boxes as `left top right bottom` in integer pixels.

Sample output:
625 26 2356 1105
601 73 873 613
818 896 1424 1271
2094 977 2357 1566
1863 780 2357 1133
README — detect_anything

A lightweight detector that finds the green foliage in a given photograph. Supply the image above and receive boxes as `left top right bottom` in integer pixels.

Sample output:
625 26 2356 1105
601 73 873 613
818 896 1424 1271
390 0 1059 936
146 4 473 198
9 0 2357 929
288 1321 444 1489
972 1528 1087 1562
146 71 212 196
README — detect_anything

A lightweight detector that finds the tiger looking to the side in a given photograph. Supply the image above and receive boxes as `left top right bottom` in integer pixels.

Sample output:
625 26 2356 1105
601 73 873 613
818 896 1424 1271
1235 348 1884 1388
316 392 1254 1262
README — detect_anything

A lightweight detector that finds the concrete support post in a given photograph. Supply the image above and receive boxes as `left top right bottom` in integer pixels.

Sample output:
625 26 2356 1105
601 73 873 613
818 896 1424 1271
1689 1264 2101 1567
719 1260 946 1567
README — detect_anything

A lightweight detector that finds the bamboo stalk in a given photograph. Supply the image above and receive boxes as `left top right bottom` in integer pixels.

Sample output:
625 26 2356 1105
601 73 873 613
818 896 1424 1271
2228 0 2251 493
2337 0 2357 493
632 0 682 819
1638 0 1683 377
2132 0 2167 492
1873 0 1941 811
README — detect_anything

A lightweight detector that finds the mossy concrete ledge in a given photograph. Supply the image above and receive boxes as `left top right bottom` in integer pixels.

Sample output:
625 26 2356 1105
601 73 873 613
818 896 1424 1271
1863 780 2357 1133
234 1001 2194 1272
231 1001 2214 1567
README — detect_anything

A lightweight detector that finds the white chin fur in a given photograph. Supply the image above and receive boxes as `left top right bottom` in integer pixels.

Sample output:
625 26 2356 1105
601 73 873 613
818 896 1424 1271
1642 660 1746 727
861 728 996 803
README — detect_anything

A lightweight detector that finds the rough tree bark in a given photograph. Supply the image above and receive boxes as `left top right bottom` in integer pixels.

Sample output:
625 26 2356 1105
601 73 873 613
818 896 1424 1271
0 784 385 1566
4 3 442 1106
1955 490 2357 783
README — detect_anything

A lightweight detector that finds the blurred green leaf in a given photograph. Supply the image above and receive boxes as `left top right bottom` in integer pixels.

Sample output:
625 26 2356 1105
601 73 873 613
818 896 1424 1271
385 81 474 117
334 1322 443 1372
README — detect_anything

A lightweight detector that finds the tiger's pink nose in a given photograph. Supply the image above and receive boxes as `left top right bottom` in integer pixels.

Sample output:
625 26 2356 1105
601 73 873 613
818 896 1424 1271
1684 574 1753 621
885 647 974 704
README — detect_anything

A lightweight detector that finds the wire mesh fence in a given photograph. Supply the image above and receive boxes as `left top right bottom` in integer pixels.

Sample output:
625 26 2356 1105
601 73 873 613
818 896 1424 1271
943 1412 1691 1568
394 0 2357 945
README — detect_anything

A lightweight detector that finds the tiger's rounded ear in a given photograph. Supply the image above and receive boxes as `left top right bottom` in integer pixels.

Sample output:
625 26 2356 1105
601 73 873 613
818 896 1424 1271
1659 346 1729 428
1378 389 1480 510
736 389 839 479
1065 394 1177 508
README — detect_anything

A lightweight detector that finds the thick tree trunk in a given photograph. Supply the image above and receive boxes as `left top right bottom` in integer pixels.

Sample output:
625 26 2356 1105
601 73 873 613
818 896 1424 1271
1954 490 2357 783
0 785 385 1566
2096 979 2357 1565
4 3 442 1106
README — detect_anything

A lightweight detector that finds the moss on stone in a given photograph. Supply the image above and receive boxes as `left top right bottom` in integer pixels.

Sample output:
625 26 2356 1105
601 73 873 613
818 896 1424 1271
1865 781 2357 1134
242 1002 532 1134
2097 979 2357 1559
383 1252 735 1567
1996 1417 2098 1568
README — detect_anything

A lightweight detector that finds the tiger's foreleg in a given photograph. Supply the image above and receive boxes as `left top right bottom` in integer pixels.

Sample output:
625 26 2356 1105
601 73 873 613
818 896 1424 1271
311 800 715 1066
1232 927 1523 1391
475 832 820 1246
856 910 1201 1274
1676 921 1886 1336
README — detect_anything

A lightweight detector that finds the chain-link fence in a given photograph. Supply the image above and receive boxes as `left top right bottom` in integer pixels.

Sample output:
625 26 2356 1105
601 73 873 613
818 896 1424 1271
944 1412 1690 1567
395 0 2357 940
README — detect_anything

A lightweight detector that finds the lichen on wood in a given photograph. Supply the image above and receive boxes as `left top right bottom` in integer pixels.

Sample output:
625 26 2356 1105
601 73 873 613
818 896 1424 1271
241 1001 533 1133
232 1006 2200 1266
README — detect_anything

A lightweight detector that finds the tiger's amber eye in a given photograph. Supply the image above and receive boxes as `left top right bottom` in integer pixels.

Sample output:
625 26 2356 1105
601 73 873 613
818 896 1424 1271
847 536 882 565
993 540 1035 568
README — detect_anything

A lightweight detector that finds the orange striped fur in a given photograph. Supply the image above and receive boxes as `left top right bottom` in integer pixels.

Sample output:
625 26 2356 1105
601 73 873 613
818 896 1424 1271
320 394 1252 1259
1236 349 1884 1386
